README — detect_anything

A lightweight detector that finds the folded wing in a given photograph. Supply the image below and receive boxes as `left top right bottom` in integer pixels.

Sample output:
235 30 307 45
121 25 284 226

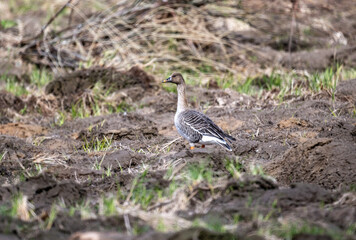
180 110 235 143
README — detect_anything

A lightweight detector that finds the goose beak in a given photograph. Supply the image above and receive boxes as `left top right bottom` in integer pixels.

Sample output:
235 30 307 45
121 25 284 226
162 76 172 83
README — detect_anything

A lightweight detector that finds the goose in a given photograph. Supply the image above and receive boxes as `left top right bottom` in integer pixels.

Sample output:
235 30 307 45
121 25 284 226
162 73 236 151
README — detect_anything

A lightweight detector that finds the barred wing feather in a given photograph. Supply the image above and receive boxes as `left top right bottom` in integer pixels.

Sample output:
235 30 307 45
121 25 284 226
181 110 233 142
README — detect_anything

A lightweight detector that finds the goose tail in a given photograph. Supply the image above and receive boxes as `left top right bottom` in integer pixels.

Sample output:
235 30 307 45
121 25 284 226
225 134 236 144
216 140 233 151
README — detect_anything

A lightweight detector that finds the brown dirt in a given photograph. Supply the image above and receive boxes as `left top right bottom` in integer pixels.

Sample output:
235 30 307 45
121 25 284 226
336 78 356 104
1 71 356 239
0 174 86 213
0 123 47 139
77 112 158 142
1 1 356 239
0 91 25 115
265 46 356 71
1 77 356 239
267 138 356 189
45 66 155 97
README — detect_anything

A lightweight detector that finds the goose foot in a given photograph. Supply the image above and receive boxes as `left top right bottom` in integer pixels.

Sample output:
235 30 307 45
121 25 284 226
189 145 204 150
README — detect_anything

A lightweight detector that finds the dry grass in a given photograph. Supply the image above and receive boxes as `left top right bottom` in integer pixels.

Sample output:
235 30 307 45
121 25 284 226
2 0 355 115
2 1 257 81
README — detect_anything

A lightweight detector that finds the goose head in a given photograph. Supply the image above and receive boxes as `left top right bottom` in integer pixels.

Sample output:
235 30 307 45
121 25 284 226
162 72 185 85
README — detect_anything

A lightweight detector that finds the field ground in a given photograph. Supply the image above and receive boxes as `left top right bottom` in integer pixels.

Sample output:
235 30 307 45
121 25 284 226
0 0 356 240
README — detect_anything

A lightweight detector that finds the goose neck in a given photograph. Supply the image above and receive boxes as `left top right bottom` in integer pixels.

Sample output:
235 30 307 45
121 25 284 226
176 83 188 113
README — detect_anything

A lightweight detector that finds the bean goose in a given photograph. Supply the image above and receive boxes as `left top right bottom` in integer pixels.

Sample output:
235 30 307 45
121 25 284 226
162 73 236 151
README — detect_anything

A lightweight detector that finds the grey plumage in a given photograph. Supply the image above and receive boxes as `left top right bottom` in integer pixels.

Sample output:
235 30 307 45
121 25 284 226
175 110 236 151
163 72 236 151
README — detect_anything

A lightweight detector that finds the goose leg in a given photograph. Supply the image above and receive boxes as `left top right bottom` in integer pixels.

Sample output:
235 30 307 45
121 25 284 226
189 143 195 150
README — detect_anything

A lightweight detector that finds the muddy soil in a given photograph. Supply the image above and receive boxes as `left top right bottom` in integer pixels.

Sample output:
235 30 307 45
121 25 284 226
1 0 356 239
0 71 355 239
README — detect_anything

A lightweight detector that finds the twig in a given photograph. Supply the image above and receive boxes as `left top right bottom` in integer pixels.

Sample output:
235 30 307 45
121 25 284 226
22 0 74 43
288 0 299 67
147 200 174 211
160 137 181 152
124 214 132 235
38 0 74 38
68 0 80 27
15 157 31 177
